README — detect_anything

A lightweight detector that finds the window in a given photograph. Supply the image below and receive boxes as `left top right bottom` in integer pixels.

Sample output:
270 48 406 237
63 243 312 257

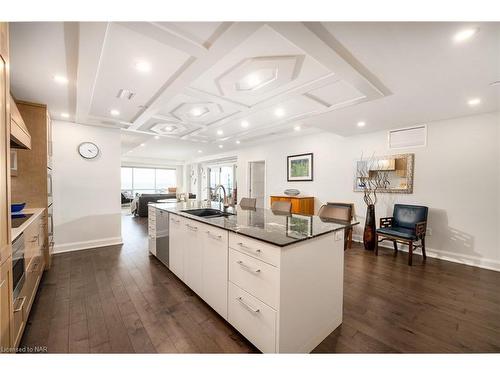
121 167 177 197
207 164 237 203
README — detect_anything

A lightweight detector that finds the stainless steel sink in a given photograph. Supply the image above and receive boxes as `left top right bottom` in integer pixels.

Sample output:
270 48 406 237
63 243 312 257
181 208 234 218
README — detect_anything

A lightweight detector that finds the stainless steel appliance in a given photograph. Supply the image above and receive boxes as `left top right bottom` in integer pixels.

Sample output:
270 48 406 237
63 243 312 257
155 210 169 267
12 233 25 299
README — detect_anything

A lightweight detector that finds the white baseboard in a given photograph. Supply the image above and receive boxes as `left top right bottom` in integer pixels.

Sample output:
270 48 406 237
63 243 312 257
352 234 500 272
53 237 123 254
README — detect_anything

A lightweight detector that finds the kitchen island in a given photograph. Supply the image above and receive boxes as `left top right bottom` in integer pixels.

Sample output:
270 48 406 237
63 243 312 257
149 201 358 353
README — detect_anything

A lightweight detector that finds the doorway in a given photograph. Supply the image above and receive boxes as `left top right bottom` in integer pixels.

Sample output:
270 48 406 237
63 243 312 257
248 161 265 209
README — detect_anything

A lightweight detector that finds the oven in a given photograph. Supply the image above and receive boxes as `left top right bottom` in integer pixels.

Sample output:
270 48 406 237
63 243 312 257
12 233 25 299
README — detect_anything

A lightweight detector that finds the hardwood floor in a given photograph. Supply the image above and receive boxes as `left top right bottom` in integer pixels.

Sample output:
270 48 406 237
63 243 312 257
20 214 500 353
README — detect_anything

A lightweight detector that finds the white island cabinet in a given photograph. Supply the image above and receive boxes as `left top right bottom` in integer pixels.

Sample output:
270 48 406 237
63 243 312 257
166 210 346 353
168 214 228 319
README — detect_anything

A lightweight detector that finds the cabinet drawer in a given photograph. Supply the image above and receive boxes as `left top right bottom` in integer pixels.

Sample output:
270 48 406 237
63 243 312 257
228 282 276 353
229 232 280 267
12 294 27 346
229 249 279 309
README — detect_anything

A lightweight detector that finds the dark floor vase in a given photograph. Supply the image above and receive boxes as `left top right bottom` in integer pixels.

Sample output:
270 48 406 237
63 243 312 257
363 204 376 250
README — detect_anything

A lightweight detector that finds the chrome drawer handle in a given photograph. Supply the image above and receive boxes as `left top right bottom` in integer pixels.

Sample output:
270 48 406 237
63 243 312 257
186 224 198 231
236 297 260 313
237 242 261 253
206 231 222 239
236 260 261 273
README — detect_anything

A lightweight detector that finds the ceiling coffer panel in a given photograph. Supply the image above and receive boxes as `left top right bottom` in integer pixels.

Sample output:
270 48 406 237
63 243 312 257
144 117 200 137
149 93 242 130
215 55 304 97
89 23 191 122
305 80 366 107
171 101 224 123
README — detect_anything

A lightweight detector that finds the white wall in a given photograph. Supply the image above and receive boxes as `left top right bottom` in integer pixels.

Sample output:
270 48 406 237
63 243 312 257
52 121 122 253
192 112 500 271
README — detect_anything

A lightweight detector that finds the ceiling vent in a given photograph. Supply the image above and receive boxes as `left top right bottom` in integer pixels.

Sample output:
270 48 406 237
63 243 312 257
116 89 135 100
388 124 427 149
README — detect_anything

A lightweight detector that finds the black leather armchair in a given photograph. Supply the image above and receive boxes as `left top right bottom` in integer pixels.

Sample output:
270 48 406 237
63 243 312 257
375 204 428 266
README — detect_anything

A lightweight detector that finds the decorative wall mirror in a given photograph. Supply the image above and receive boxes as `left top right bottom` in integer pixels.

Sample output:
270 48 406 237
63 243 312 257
354 153 414 194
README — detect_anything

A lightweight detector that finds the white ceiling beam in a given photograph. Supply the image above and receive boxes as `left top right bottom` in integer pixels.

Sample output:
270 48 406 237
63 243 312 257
129 22 265 131
63 22 80 119
75 22 110 124
118 22 209 58
269 22 391 100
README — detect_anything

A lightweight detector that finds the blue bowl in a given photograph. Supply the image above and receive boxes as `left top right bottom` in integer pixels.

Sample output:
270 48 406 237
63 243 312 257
11 203 26 213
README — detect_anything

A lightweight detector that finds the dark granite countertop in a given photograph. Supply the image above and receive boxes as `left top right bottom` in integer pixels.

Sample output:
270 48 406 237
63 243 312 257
150 201 359 247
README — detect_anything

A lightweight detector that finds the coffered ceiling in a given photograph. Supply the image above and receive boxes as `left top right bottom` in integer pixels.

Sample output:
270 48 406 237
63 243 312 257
9 22 500 162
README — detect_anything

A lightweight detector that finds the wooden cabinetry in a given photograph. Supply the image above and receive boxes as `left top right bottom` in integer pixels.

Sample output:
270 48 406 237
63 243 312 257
11 212 45 348
270 195 314 215
10 101 52 269
0 21 13 353
0 256 13 351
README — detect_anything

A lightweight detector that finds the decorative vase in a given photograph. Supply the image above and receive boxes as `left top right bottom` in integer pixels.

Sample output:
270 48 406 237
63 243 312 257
363 204 376 250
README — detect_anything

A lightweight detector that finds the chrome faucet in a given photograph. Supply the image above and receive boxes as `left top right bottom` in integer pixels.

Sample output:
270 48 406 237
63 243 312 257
214 184 229 209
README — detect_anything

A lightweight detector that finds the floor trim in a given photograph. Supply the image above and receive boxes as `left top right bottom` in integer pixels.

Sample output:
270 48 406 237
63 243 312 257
53 237 123 254
352 235 500 272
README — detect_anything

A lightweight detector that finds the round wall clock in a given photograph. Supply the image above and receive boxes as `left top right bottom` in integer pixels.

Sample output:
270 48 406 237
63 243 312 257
78 142 100 159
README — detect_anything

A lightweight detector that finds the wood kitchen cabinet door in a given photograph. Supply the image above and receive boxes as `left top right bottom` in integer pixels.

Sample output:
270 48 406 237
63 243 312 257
0 23 11 265
0 256 13 350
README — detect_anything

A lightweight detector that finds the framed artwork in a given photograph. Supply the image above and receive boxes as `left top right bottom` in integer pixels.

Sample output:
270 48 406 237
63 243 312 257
287 153 313 181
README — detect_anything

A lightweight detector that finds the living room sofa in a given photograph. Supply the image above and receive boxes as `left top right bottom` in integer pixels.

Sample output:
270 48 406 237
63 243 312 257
136 193 196 217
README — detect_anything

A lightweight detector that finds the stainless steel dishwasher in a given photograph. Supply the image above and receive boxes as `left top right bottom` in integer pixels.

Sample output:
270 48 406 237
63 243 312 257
149 207 170 267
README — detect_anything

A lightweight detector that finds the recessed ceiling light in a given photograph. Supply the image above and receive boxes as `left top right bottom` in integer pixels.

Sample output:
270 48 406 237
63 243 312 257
61 112 69 118
235 140 241 144
53 75 68 85
154 135 160 140
241 120 249 128
164 126 173 132
245 73 262 88
217 130 223 135
453 27 479 43
357 121 366 127
218 144 223 149
467 98 481 106
294 125 301 131
274 107 285 118
135 60 151 73
197 150 203 153
190 107 203 117
110 109 120 116
140 143 145 147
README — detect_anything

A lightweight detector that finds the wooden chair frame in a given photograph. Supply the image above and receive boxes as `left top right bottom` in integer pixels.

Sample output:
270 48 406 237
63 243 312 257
375 216 427 266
